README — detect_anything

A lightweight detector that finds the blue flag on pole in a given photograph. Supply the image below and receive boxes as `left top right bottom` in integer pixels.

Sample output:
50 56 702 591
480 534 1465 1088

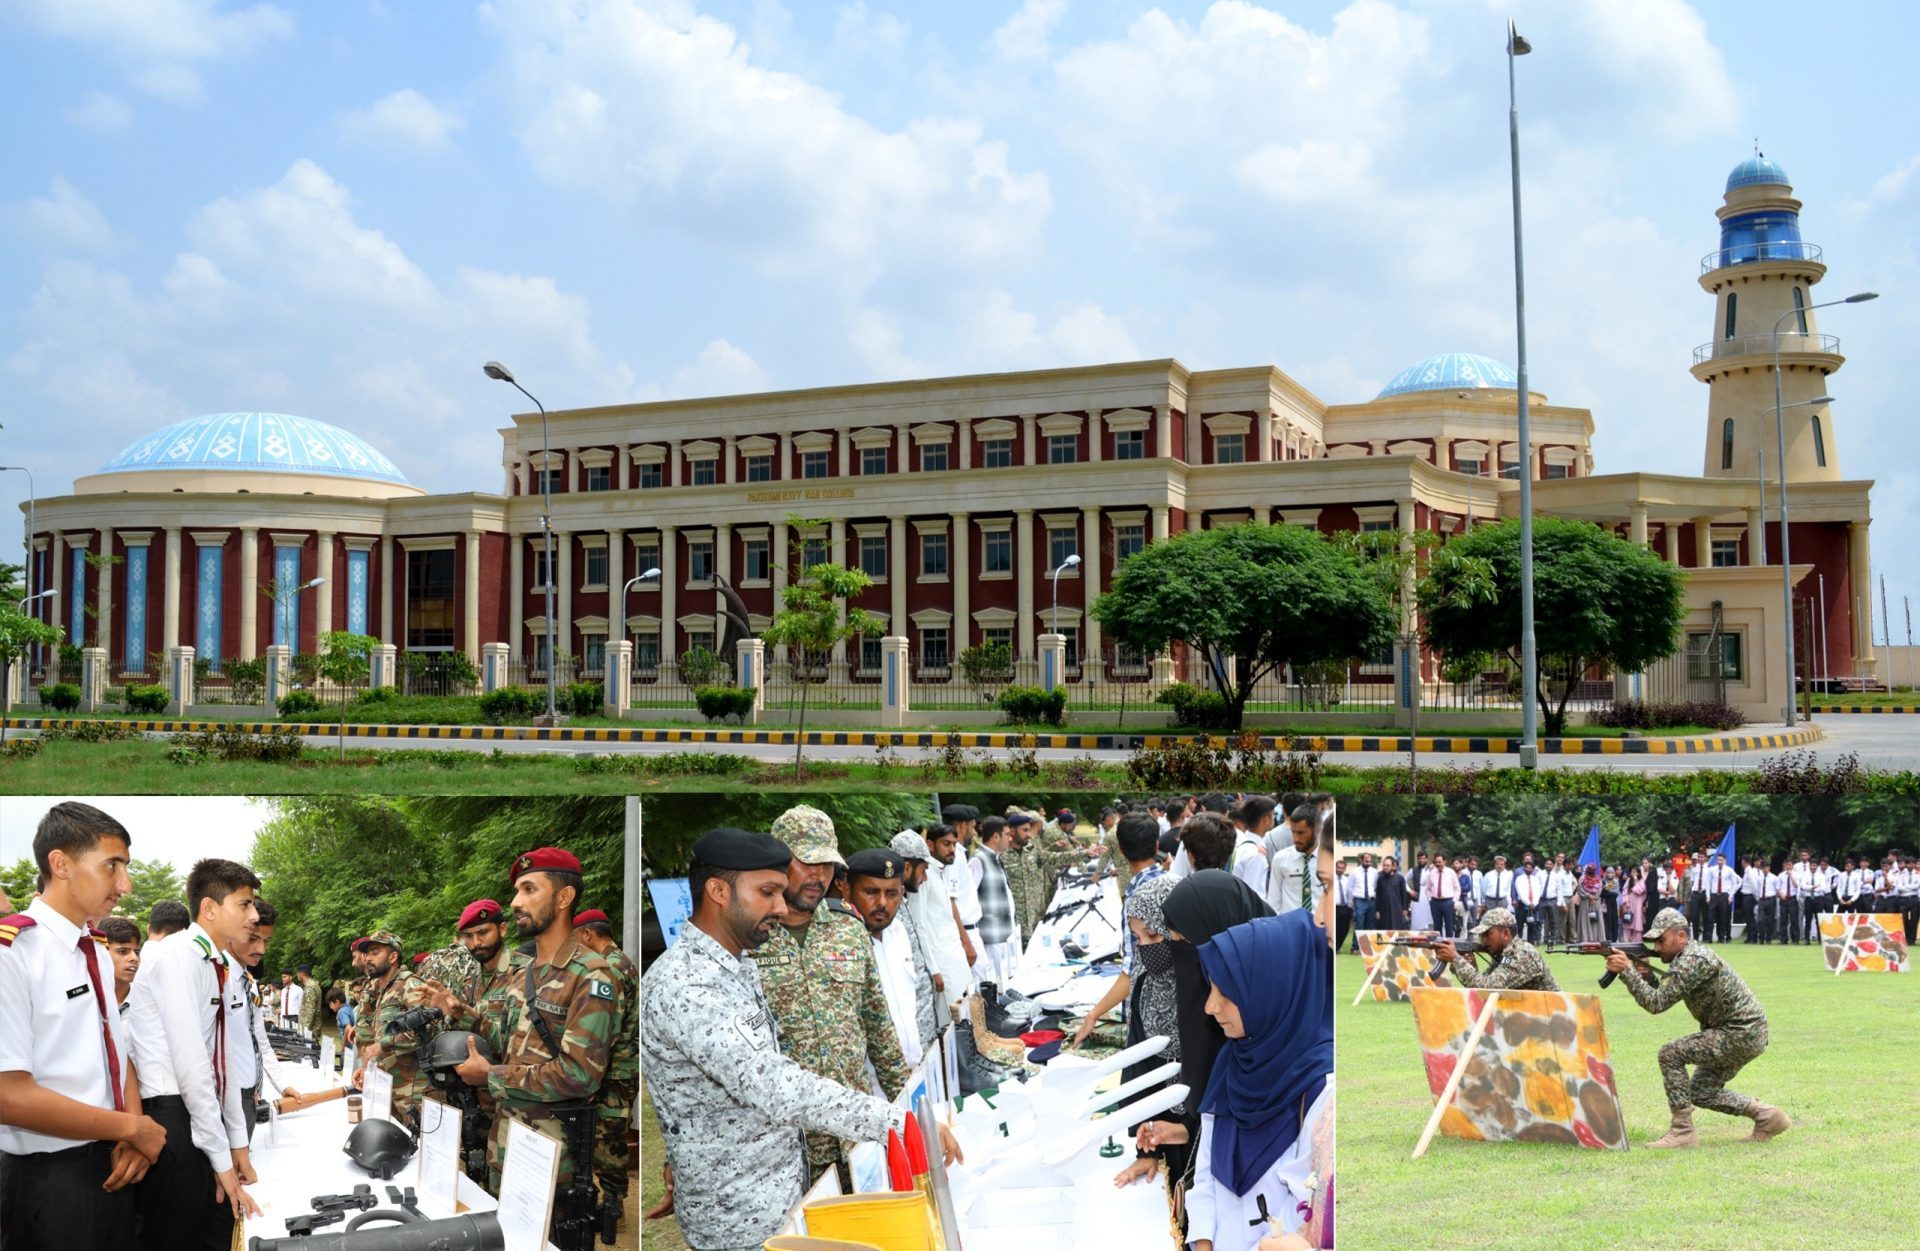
1577 824 1601 870
1714 823 1737 865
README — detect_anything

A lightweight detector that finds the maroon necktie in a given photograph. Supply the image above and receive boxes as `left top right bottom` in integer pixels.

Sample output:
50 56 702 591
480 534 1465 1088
211 959 229 1101
78 934 126 1113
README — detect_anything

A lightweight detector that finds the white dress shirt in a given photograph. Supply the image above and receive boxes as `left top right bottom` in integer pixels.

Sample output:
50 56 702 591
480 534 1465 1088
1479 869 1513 907
1514 869 1544 907
126 922 247 1174
945 845 983 928
1269 846 1321 915
281 980 305 1023
1347 865 1378 901
225 963 257 1091
0 897 135 1155
869 919 923 1068
1547 868 1574 904
1767 871 1789 899
1742 866 1766 898
1791 864 1814 897
1231 835 1271 897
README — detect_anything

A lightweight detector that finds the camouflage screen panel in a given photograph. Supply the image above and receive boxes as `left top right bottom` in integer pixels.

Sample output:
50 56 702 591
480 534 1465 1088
1817 913 1910 973
1409 986 1627 1151
1355 930 1451 1003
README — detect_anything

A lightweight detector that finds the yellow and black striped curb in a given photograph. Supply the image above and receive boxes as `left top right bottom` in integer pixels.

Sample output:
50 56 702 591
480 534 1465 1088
2 717 1824 754
1817 706 1920 714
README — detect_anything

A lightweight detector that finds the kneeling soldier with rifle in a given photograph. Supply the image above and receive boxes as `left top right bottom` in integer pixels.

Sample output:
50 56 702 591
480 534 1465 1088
1604 908 1789 1149
1427 907 1560 991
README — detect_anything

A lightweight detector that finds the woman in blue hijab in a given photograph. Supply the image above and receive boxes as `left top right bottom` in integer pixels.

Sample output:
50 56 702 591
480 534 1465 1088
1186 910 1334 1251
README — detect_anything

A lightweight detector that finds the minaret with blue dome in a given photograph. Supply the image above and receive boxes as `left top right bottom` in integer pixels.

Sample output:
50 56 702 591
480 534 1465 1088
1692 153 1847 483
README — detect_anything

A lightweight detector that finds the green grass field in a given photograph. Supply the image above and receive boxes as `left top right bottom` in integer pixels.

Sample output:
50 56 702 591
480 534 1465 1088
1336 942 1919 1249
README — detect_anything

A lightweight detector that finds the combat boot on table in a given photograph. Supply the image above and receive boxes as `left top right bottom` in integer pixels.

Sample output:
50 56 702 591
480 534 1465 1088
1646 1107 1698 1149
1745 1104 1792 1142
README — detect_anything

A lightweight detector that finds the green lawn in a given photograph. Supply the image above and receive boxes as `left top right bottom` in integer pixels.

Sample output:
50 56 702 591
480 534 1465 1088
1336 942 1919 1249
1809 690 1915 707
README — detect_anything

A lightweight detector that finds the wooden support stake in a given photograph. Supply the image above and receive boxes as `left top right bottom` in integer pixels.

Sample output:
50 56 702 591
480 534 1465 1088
1411 990 1503 1160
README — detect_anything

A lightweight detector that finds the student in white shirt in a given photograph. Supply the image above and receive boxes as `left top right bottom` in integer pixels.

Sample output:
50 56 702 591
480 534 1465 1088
1345 854 1380 952
1268 805 1323 916
1479 856 1515 918
127 858 265 1246
1513 856 1547 944
0 802 165 1251
940 806 984 969
1230 796 1277 900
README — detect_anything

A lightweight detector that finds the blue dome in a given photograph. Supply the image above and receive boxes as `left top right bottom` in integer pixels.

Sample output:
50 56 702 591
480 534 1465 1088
1726 156 1789 192
1377 353 1519 399
96 413 410 485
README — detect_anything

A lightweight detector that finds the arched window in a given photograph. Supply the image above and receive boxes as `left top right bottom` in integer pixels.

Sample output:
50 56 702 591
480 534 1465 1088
1812 415 1827 468
1721 418 1735 470
1792 286 1808 334
1725 292 1738 339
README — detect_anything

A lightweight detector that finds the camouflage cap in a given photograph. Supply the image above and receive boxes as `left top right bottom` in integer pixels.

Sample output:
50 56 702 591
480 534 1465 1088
771 804 844 867
889 830 932 863
363 930 404 951
1471 906 1518 935
1642 907 1689 940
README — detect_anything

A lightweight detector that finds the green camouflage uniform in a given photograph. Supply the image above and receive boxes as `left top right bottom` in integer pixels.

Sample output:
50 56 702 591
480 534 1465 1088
297 974 324 1036
1447 938 1561 992
1620 924 1769 1116
592 943 638 1203
417 940 484 1005
1002 842 1049 939
749 905 911 1172
366 954 436 1121
468 934 620 1191
1099 824 1138 892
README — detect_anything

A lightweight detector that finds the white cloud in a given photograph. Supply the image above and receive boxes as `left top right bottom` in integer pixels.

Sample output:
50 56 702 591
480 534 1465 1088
1565 0 1739 140
669 339 767 397
481 0 1050 296
65 90 134 133
6 0 294 101
993 0 1069 61
341 89 464 149
833 2 907 56
11 177 114 253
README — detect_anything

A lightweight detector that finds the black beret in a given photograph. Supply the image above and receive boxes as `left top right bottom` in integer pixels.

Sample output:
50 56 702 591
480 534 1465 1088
690 828 792 872
940 804 972 823
845 848 905 882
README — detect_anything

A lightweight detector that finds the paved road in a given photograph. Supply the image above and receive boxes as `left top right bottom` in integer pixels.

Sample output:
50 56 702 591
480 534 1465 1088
214 713 1920 771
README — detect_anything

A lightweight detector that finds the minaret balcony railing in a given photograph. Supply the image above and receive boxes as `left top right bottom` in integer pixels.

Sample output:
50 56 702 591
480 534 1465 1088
1700 240 1822 275
1692 332 1839 366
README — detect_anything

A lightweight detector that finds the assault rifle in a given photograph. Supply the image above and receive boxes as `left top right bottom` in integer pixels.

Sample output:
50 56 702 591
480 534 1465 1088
1548 942 1664 989
549 1102 619 1250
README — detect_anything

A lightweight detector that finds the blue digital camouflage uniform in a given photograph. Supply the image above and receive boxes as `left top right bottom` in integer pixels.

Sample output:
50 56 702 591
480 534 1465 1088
643 923 902 1251
1619 930 1769 1115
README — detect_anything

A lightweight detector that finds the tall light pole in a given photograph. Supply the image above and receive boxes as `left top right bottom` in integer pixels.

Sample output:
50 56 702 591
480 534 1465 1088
485 360 558 722
280 576 326 653
622 568 661 665
1050 553 1081 635
1506 20 1539 767
1771 292 1876 726
1 465 38 669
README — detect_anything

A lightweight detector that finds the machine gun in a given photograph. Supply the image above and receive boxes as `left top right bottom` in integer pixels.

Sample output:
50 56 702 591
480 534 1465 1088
264 1024 320 1062
247 1212 503 1251
1390 934 1493 981
1548 942 1665 989
548 1102 618 1251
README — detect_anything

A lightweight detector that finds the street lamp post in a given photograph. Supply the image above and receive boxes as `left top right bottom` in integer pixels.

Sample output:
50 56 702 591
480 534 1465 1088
280 576 326 654
485 361 558 723
6 588 56 726
1771 293 1876 726
1506 20 1540 767
1 465 38 670
621 567 662 668
1049 553 1081 635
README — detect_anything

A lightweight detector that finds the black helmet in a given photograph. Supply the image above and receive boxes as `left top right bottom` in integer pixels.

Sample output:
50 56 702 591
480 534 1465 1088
343 1118 416 1180
422 1029 491 1092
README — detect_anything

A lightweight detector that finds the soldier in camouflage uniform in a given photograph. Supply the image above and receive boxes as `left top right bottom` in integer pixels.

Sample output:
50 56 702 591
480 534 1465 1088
296 965 324 1037
748 805 911 1188
572 908 637 1213
1436 906 1560 991
355 930 436 1124
416 938 483 1009
1607 908 1788 1148
1001 815 1049 941
439 848 619 1207
643 829 961 1251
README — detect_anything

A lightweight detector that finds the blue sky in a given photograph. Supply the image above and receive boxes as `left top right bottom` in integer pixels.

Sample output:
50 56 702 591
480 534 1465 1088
4 0 1918 643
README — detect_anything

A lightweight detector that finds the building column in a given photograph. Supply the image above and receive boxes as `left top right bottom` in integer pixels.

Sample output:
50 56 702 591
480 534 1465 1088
771 519 788 609
659 527 679 675
839 429 853 476
97 527 113 665
1082 506 1103 678
1692 516 1713 569
464 530 482 661
1663 523 1681 565
316 532 336 640
1151 504 1170 543
716 523 732 586
957 419 972 470
1746 508 1765 568
778 432 791 480
1154 405 1172 460
510 533 526 665
722 436 735 485
1256 413 1274 463
1022 413 1037 467
1435 435 1452 471
239 527 259 661
1016 508 1035 659
607 527 624 640
163 526 182 653
1850 520 1878 676
889 515 908 636
379 534 394 646
1087 410 1103 464
952 512 971 667
667 440 680 488
1628 504 1649 548
896 423 911 474
556 532 574 668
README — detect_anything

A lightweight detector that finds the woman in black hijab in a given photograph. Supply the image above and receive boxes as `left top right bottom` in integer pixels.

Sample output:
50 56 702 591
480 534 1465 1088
1137 871 1274 1210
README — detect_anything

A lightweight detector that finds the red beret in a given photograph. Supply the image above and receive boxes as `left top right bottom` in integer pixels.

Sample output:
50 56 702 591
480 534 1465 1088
350 936 371 951
572 909 610 927
510 847 582 883
458 899 504 930
411 952 428 965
